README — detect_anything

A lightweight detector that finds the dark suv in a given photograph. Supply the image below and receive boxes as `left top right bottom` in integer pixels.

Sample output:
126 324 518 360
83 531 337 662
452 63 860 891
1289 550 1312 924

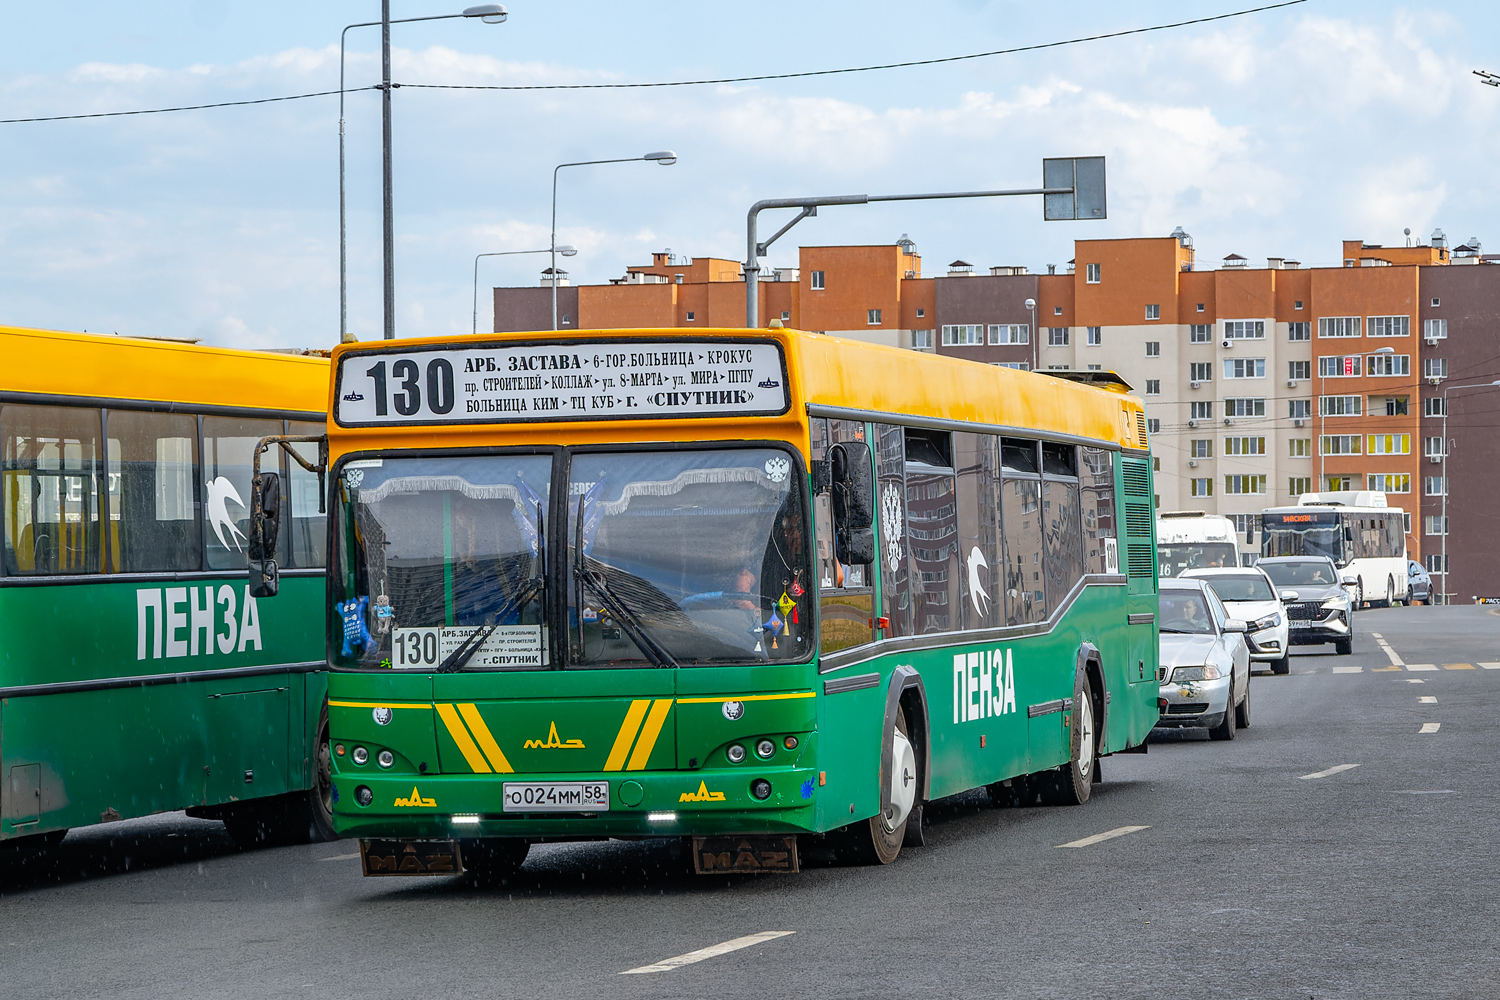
1257 556 1353 656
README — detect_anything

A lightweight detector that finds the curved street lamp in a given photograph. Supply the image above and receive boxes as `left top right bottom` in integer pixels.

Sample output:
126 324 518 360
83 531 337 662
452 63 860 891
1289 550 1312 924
474 245 575 335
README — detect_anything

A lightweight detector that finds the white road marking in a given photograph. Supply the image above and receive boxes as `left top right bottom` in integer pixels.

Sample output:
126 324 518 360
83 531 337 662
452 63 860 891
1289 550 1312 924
1395 790 1455 795
1301 763 1360 780
1419 722 1441 734
1370 632 1383 639
1332 666 1363 674
1056 825 1150 848
1479 662 1500 670
1406 663 1438 672
1407 678 1426 684
1374 638 1405 667
1419 695 1437 704
319 852 363 862
621 931 795 974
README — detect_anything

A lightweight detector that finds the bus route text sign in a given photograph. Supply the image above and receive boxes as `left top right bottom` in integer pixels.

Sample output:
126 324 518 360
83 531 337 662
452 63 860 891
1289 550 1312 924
335 340 789 426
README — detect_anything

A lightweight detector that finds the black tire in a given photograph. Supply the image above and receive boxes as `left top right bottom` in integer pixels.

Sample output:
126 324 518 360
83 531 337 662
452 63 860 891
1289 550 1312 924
1270 654 1290 676
834 705 913 865
309 704 338 842
1035 671 1097 806
1235 683 1251 728
1375 578 1395 609
1401 585 1413 607
461 838 530 883
1335 636 1353 656
1209 682 1237 741
1353 581 1364 610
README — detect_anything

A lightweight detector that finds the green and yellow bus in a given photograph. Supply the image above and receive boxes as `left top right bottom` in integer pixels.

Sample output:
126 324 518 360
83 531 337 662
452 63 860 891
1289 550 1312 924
266 327 1158 875
0 325 334 851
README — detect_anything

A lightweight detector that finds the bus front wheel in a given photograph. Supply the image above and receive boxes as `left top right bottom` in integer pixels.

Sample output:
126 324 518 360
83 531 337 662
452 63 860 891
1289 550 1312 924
836 705 915 865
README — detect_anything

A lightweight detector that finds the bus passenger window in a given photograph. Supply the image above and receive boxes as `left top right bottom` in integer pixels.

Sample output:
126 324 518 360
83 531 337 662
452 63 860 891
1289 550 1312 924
904 427 957 635
1080 447 1117 574
876 423 912 637
203 416 287 570
286 420 327 569
812 417 874 653
1 404 105 576
1000 438 1046 625
953 432 1002 630
107 409 199 573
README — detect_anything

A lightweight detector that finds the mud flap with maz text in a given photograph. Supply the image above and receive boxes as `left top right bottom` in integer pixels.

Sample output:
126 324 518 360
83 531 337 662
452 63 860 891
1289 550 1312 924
360 838 463 876
692 835 799 874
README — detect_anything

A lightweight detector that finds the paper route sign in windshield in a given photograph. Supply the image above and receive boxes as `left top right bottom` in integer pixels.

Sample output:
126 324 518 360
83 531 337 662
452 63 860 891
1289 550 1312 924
336 340 788 425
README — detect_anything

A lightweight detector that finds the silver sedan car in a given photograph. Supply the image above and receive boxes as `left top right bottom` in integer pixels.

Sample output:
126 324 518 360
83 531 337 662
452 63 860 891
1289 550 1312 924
1156 578 1252 740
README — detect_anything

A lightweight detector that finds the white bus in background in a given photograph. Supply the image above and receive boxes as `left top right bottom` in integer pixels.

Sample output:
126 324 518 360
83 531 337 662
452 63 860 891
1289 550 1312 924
1260 491 1409 607
1157 511 1241 578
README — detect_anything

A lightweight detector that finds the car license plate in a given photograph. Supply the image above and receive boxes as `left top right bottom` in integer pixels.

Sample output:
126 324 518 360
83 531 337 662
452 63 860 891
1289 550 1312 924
502 781 610 812
1290 620 1312 628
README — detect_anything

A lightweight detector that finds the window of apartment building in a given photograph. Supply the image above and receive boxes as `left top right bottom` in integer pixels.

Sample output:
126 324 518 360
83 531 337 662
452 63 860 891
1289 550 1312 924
781 310 791 321
1086 364 1103 371
1048 327 1069 346
1289 438 1311 458
1148 418 1161 433
1288 360 1311 381
1381 396 1410 416
1053 306 1063 315
1425 515 1448 536
1424 358 1448 379
685 311 695 321
1366 353 1409 377
1144 380 1161 395
561 313 572 325
1319 355 1362 377
1224 475 1267 495
1190 439 1213 458
1367 315 1410 337
1145 304 1160 320
995 362 1031 371
1189 324 1211 343
1223 320 1265 340
1368 473 1410 493
1223 397 1266 417
1320 395 1361 416
1196 303 1205 313
1424 436 1445 458
1425 476 1446 496
1367 433 1411 455
1085 263 1101 283
1327 476 1352 491
1431 297 1440 307
1086 327 1102 346
1190 478 1213 497
990 323 1029 345
1223 436 1266 455
1224 358 1266 379
810 270 825 289
1424 397 1445 417
1290 476 1312 497
915 308 925 318
1048 364 1069 370
1289 399 1312 420
1320 435 1362 455
1404 512 1413 535
1319 316 1361 338
1154 457 1161 472
911 330 933 349
867 309 882 325
1294 300 1304 311
1288 321 1311 341
1423 318 1447 340
1232 514 1258 541
1426 553 1447 574
1189 362 1212 382
1145 341 1160 357
941 324 984 346
1190 401 1214 420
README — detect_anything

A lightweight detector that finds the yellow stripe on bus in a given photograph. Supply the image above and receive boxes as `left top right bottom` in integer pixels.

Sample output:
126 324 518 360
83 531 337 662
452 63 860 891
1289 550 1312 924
626 699 674 772
435 703 492 774
675 692 816 704
604 699 652 772
327 701 431 709
457 703 514 773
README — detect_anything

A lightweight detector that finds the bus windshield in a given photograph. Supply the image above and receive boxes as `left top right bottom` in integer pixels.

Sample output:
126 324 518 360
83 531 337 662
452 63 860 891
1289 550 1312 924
1261 521 1344 564
567 447 810 668
1158 542 1238 578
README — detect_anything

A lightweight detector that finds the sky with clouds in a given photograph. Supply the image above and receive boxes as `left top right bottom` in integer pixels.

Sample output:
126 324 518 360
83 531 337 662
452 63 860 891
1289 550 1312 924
1 1 1497 348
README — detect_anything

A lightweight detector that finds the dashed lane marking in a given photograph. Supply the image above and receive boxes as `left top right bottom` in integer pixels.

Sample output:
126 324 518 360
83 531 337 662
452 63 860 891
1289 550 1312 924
1407 679 1426 684
1443 663 1475 670
1395 789 1456 795
1332 666 1363 674
1056 825 1150 849
1479 662 1500 670
1419 696 1438 704
319 852 363 862
621 931 795 975
1373 665 1402 672
1419 722 1442 734
1373 637 1404 667
1406 664 1438 672
1370 632 1383 639
1301 763 1360 780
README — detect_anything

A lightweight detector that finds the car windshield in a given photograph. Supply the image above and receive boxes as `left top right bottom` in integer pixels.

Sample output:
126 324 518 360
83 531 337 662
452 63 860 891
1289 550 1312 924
1201 574 1275 602
567 447 811 668
1160 591 1215 634
1260 560 1336 587
1158 543 1238 577
333 454 554 670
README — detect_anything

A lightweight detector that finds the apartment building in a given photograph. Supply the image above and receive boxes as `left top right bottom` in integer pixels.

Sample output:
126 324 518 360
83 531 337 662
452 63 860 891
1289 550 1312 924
490 231 1499 598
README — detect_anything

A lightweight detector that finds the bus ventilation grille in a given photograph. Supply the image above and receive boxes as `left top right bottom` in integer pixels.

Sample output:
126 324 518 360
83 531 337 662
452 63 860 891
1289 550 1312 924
1126 544 1155 579
1120 462 1151 497
1124 501 1153 539
1135 410 1150 448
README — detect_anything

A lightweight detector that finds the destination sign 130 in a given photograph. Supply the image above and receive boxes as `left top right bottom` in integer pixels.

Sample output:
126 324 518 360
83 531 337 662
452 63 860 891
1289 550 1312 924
335 341 789 425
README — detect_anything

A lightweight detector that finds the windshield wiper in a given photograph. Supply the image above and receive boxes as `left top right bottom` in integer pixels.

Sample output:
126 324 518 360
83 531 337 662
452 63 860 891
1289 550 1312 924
436 623 499 673
575 495 677 668
491 499 547 627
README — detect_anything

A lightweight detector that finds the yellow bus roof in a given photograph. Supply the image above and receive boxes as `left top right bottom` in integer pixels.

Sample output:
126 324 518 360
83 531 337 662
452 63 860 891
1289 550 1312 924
0 324 329 416
328 327 1146 452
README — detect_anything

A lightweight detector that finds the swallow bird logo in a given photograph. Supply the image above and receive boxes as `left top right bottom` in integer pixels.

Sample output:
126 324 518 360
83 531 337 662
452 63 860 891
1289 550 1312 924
205 476 247 551
967 546 991 618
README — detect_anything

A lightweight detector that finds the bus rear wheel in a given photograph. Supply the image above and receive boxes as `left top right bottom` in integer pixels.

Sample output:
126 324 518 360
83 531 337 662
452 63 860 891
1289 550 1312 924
836 705 916 865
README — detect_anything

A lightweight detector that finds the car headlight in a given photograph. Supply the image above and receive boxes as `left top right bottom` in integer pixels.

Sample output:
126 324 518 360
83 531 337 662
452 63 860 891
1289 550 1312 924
1171 664 1223 682
1251 613 1281 631
1321 598 1349 611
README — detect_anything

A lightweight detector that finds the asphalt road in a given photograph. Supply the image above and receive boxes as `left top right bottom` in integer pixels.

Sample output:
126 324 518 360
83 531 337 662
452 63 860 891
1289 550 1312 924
3 605 1498 999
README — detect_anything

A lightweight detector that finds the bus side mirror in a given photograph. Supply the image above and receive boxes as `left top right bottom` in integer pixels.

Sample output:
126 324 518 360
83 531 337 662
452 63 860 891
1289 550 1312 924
249 558 279 599
248 472 281 598
831 442 873 530
1344 526 1354 542
838 526 875 566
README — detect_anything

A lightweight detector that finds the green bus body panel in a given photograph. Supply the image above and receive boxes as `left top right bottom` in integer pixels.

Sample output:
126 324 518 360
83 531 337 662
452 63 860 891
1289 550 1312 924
0 575 326 840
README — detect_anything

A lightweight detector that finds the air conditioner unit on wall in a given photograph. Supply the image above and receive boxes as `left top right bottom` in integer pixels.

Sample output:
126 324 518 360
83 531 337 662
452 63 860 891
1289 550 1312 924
1222 339 1233 349
1427 376 1444 385
1429 454 1444 464
1425 336 1441 345
1188 459 1198 468
1187 419 1198 428
1286 379 1297 388
1190 381 1201 389
1293 418 1306 427
1224 417 1234 425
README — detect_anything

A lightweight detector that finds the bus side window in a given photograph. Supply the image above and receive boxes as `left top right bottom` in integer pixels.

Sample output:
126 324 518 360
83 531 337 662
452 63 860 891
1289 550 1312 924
811 418 874 653
1 403 106 576
286 420 327 569
1000 438 1047 626
106 409 200 573
875 423 911 637
203 416 287 571
954 432 1003 630
1041 442 1084 609
1080 447 1117 574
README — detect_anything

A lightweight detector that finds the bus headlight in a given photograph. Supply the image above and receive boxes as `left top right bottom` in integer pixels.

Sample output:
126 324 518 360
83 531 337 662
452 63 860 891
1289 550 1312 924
726 744 746 763
352 747 369 765
377 750 394 768
355 785 374 807
755 739 776 759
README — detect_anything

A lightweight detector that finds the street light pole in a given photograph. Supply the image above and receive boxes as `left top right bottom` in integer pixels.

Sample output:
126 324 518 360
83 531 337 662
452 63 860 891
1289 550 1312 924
1024 297 1037 371
473 246 574 336
1437 379 1500 603
550 151 678 330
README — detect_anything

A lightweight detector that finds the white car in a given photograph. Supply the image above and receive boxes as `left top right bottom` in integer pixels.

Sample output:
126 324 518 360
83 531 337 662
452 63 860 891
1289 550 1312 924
1181 567 1292 675
1156 578 1252 740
